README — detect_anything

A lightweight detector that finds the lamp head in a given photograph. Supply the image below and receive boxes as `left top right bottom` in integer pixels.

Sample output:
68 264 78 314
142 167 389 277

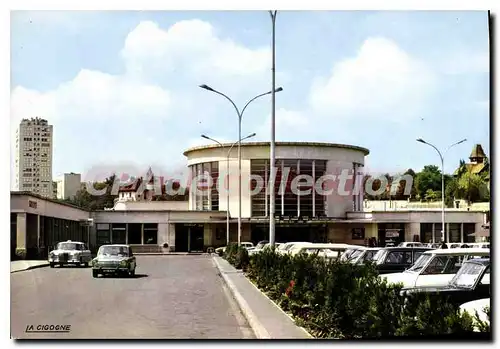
416 138 426 144
275 87 283 92
199 84 215 92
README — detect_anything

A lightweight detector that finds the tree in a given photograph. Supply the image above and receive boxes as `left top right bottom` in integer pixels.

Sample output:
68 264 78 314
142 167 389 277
67 174 118 210
445 177 459 207
391 169 417 200
424 189 441 202
457 172 489 203
414 165 442 200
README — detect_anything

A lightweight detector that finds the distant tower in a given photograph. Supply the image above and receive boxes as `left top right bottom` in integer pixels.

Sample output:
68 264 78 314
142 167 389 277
15 117 54 198
469 144 487 164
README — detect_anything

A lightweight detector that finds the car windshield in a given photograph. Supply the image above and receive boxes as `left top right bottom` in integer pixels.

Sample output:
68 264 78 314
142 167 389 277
340 248 363 262
57 242 83 251
407 254 432 273
450 262 488 289
363 250 378 262
372 249 385 262
98 246 129 257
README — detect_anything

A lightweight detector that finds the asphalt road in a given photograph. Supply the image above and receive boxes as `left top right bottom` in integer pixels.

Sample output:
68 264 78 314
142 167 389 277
11 255 254 339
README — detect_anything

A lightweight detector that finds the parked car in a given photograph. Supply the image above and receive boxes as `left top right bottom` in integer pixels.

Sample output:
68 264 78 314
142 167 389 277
276 242 310 255
468 243 490 249
382 248 490 288
248 242 282 256
424 243 442 249
48 240 92 268
372 247 433 274
254 240 269 250
91 244 136 278
340 246 382 264
401 258 490 308
288 243 351 259
460 298 490 331
446 242 470 249
215 241 254 256
397 242 424 248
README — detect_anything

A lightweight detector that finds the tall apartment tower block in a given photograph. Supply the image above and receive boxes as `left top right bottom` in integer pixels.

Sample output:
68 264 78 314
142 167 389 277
15 117 54 198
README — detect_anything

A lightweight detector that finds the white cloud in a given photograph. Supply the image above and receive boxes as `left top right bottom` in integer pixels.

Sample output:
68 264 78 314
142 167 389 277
309 37 436 122
441 51 489 75
10 69 171 126
258 108 310 141
121 20 271 80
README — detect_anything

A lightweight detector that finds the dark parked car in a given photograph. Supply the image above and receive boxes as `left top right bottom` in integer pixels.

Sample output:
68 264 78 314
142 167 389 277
372 247 434 274
402 258 490 307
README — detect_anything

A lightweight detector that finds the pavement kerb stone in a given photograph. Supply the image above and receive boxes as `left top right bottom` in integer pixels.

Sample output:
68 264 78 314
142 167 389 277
11 262 50 274
212 257 271 339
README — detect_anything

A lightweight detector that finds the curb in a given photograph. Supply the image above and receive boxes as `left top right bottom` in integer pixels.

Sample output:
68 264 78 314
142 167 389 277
247 279 313 338
212 257 271 339
11 263 50 274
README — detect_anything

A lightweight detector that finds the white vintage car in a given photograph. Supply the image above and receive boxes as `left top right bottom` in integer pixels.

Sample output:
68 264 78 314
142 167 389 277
48 240 92 268
276 242 310 255
397 242 425 248
339 246 382 264
288 243 352 259
460 298 490 331
381 248 490 289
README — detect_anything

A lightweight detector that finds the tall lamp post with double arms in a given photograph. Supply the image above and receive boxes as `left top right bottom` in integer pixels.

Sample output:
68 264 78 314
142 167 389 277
199 84 283 246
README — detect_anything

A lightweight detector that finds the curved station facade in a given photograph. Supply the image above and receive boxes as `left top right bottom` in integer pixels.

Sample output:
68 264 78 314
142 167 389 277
184 142 369 244
11 141 488 258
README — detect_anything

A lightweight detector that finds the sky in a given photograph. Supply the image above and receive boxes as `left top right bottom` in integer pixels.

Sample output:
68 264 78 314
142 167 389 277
10 10 490 185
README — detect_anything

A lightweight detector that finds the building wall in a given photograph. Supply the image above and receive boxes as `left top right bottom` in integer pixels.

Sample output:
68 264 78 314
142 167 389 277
11 194 90 221
113 201 189 211
185 143 368 219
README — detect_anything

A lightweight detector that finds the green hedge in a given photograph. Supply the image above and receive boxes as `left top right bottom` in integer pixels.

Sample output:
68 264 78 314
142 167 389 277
225 249 487 339
223 243 250 271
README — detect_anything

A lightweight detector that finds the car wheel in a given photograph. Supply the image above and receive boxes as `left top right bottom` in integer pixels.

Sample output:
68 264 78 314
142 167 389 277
92 270 99 278
49 262 54 268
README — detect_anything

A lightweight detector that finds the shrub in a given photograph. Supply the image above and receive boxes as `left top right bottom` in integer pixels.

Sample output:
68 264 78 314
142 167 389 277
245 250 479 339
224 243 250 270
396 292 475 336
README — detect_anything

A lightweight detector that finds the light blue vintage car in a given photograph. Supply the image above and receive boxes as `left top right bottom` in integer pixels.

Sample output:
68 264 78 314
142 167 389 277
91 244 136 278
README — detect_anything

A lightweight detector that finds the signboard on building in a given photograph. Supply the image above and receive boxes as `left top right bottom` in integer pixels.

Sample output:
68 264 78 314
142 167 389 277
28 200 37 209
385 229 400 238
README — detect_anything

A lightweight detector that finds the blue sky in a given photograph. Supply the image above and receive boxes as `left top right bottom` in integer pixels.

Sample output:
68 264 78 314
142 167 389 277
10 10 490 184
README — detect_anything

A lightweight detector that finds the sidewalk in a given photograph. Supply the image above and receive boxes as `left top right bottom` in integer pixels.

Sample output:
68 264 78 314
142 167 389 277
213 256 312 339
11 260 50 273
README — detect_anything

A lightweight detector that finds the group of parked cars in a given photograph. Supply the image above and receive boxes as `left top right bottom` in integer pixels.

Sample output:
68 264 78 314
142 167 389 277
47 240 137 278
216 239 490 328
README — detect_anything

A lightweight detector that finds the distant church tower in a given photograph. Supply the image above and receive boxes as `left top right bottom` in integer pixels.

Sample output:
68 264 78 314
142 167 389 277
469 144 487 165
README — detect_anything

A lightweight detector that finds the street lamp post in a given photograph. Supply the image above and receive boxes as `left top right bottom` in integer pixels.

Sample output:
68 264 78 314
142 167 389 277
417 138 467 243
201 133 257 246
199 84 282 246
269 10 277 248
